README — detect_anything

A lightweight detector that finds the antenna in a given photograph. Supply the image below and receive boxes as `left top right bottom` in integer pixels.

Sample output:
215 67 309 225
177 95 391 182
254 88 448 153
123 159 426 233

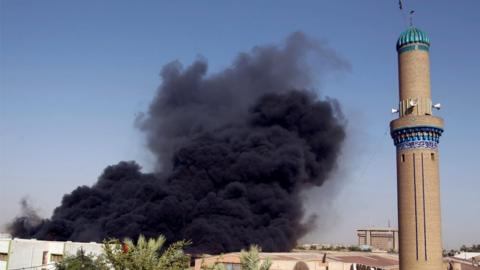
409 10 415 27
398 0 409 27
398 0 414 28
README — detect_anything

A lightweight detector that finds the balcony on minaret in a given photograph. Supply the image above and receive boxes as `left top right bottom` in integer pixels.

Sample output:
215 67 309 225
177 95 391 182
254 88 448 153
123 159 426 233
398 97 433 117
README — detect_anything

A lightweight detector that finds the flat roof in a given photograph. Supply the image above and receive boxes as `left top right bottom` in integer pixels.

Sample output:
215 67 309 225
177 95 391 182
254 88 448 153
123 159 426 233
328 253 398 268
201 251 399 266
357 227 398 232
202 252 326 261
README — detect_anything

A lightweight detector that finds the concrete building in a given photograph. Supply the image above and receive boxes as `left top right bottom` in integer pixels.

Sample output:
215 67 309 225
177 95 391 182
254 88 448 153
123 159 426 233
0 235 103 270
390 27 445 270
195 251 400 270
357 228 399 252
445 256 480 270
453 252 480 261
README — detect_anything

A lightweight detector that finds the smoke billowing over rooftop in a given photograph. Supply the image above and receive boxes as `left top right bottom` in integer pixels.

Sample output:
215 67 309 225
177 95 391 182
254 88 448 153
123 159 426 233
9 32 348 254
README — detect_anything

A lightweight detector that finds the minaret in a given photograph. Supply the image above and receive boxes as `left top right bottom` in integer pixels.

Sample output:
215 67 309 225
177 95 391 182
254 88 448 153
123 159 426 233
390 28 444 270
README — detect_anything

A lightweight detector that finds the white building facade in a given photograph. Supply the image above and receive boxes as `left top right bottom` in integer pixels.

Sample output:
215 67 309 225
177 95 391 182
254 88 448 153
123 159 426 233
0 235 103 270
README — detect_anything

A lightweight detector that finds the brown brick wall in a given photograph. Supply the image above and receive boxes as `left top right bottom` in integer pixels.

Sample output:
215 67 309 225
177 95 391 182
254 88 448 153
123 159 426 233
392 46 444 270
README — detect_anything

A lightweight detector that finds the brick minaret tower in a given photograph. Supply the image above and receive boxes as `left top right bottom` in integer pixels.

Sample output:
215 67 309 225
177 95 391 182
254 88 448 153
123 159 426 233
390 27 444 270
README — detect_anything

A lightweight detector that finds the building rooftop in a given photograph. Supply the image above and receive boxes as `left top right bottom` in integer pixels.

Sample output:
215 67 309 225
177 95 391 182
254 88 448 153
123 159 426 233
328 253 399 269
202 252 326 261
199 251 400 268
357 227 398 231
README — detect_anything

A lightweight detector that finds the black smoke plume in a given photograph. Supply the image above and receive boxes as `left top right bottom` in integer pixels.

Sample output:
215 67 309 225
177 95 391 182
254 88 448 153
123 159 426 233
9 32 348 254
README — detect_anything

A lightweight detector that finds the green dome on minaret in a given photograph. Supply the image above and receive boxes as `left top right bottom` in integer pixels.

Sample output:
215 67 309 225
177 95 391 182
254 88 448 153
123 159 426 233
396 27 430 51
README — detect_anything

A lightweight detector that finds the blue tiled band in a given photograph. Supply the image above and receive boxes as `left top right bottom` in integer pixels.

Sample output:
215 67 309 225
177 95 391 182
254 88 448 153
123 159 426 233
398 44 430 54
391 126 443 150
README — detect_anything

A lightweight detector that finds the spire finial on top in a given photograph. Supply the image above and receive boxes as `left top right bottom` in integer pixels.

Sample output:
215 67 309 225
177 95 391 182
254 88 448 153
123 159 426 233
398 0 415 28
409 10 415 27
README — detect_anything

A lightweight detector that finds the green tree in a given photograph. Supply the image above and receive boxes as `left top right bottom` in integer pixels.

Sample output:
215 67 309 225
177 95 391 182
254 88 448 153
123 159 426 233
102 234 191 270
55 249 109 270
460 244 480 252
240 245 272 270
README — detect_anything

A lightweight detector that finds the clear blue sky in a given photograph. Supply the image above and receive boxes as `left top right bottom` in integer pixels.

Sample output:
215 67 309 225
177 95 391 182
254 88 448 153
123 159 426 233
1 0 478 249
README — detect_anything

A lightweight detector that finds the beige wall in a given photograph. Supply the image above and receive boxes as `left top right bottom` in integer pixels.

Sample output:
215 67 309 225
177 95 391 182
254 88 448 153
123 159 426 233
357 229 398 251
396 147 443 270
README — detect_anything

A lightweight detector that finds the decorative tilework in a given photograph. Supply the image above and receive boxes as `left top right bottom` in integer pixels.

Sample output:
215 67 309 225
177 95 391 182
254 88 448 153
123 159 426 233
391 126 443 150
397 27 430 51
397 140 438 150
398 44 430 54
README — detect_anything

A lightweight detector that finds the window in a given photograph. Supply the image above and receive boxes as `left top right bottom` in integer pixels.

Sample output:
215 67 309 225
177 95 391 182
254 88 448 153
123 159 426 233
0 252 8 261
225 263 241 270
42 251 48 264
401 154 405 162
50 254 63 263
431 153 435 161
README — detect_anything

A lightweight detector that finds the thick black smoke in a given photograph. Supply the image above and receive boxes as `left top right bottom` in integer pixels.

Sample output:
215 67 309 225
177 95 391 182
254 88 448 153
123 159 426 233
9 32 348 254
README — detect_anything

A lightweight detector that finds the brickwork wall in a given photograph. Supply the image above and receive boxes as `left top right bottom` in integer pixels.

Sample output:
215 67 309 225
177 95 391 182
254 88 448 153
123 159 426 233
392 45 444 270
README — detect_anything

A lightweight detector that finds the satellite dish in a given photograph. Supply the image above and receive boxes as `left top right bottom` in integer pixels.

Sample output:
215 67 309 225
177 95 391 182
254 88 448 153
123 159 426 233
392 108 399 114
433 103 441 110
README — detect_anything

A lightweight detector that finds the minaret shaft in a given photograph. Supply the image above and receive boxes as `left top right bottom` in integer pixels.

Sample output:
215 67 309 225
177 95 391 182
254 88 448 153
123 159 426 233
391 28 444 270
398 51 433 117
